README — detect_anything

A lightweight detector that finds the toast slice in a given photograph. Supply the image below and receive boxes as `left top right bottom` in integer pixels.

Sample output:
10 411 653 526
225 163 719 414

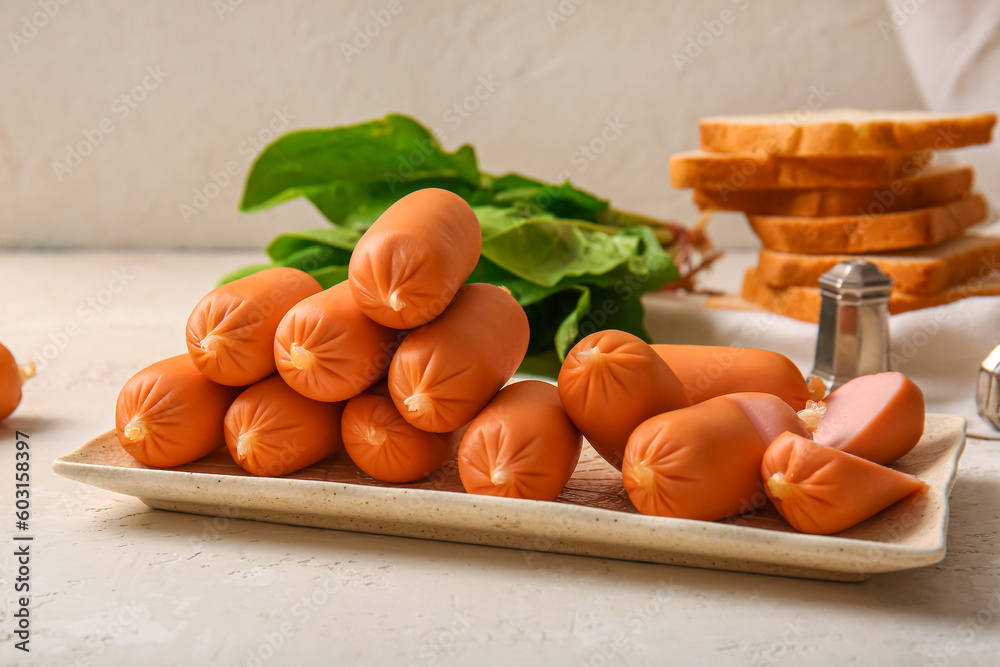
739 266 1000 323
700 109 997 156
747 194 988 254
692 163 974 217
755 234 1000 294
669 149 932 190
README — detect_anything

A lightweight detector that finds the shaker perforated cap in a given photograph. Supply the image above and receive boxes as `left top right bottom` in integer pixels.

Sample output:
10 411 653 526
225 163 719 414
811 260 893 391
817 259 893 297
976 344 1000 431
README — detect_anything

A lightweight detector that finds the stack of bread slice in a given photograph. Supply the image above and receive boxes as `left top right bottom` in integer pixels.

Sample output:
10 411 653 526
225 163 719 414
669 109 1000 322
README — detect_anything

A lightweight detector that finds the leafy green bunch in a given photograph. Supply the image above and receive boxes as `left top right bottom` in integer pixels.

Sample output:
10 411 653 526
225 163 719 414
226 114 691 375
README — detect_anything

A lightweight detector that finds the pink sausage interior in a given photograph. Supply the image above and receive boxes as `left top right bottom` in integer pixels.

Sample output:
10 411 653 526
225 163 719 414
726 392 809 446
813 372 905 447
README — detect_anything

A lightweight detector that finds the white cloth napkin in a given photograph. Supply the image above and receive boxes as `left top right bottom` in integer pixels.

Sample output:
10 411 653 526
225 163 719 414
643 252 1000 440
888 0 1000 207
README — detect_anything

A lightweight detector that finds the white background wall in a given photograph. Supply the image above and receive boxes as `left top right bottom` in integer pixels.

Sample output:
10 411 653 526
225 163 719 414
1 0 927 250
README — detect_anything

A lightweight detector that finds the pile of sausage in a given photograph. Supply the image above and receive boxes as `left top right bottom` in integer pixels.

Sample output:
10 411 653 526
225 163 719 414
115 188 929 536
559 331 927 535
116 189 543 492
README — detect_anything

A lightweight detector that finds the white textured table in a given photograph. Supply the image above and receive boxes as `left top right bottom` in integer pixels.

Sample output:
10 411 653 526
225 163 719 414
1 251 998 666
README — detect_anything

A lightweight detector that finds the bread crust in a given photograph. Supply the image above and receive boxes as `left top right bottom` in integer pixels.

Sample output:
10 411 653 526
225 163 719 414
746 195 987 255
700 109 997 156
692 164 974 217
670 150 932 190
755 233 1000 294
737 265 1000 323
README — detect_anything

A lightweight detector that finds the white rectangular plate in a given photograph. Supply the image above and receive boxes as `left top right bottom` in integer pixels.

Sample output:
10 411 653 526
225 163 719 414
53 414 966 581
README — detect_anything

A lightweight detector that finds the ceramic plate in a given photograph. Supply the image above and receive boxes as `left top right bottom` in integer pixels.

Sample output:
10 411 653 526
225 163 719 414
53 414 966 581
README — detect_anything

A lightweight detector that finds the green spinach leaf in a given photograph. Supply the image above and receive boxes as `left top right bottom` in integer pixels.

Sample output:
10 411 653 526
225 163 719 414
229 113 689 371
241 115 481 219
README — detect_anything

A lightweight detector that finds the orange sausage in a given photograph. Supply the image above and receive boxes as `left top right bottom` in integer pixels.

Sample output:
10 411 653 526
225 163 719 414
622 393 808 521
116 355 242 467
812 371 925 465
342 388 457 483
458 380 582 501
0 342 34 421
388 283 529 433
558 330 691 470
274 281 403 402
348 188 482 329
762 431 927 535
727 392 811 447
187 267 322 386
651 344 818 410
224 374 345 477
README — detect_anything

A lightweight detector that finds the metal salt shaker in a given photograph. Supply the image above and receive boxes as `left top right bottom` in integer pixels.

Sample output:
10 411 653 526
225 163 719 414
810 260 893 392
976 345 1000 430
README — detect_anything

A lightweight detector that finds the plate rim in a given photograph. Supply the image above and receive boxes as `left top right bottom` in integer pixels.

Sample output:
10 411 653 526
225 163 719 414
52 413 967 579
